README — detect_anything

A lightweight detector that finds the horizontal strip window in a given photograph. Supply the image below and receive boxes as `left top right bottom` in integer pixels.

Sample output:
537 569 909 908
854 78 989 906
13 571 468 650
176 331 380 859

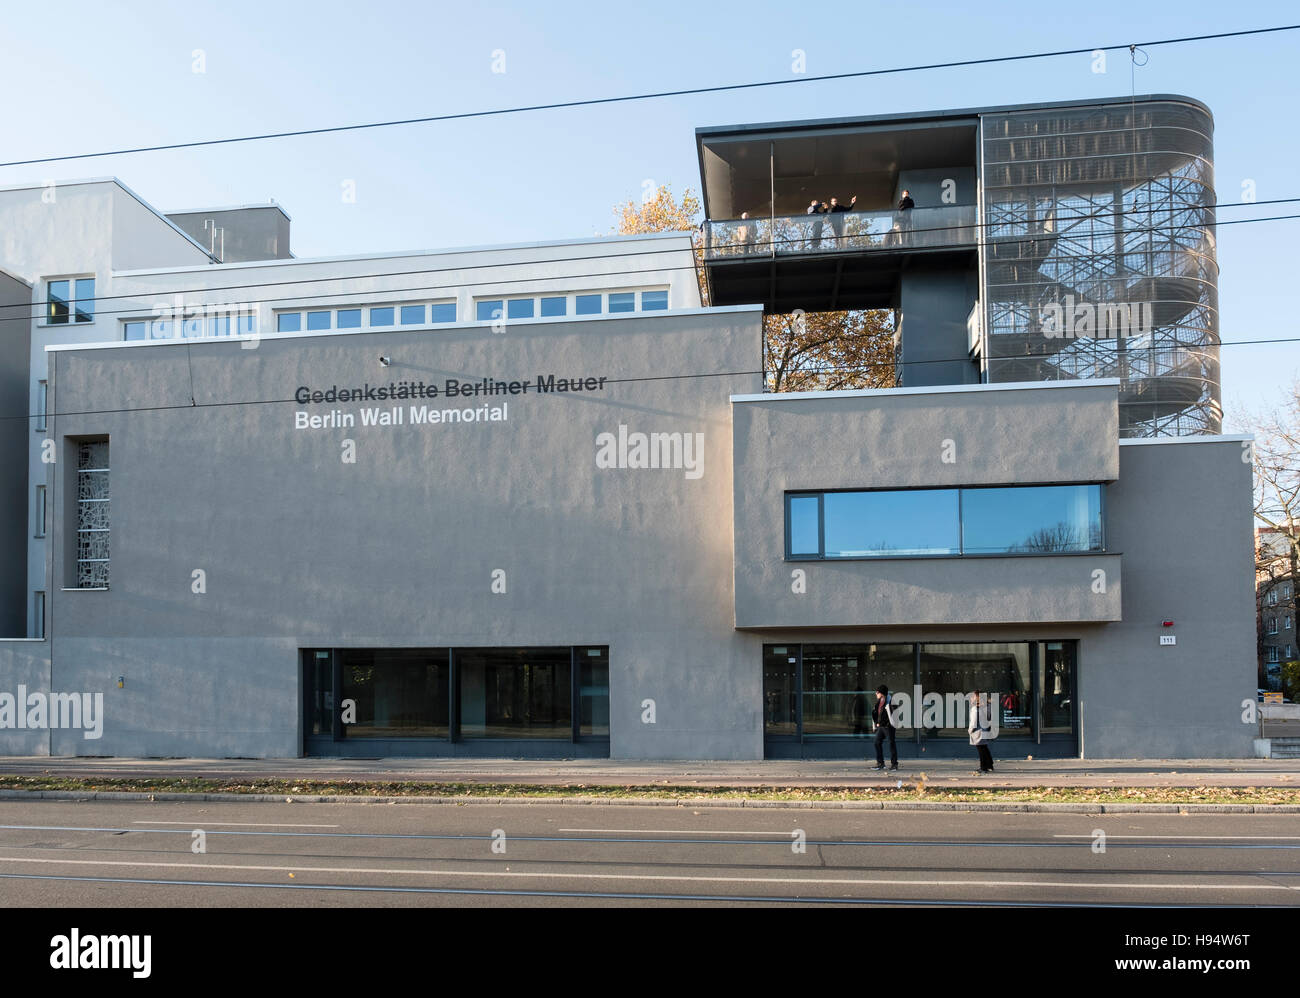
474 289 671 322
276 302 457 334
786 484 1104 560
124 315 256 341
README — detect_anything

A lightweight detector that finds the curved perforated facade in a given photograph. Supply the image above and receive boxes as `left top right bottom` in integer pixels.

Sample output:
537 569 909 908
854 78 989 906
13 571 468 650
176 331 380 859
979 99 1220 436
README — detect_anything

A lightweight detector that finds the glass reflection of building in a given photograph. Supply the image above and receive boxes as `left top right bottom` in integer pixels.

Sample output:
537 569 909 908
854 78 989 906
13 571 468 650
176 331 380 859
764 642 1076 749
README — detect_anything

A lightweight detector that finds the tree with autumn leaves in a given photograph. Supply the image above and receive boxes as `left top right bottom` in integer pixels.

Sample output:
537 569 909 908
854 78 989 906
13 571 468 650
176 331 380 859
613 184 895 392
1251 381 1300 696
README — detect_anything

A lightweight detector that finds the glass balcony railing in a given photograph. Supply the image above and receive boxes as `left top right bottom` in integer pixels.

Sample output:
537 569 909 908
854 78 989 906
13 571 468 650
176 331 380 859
702 204 978 260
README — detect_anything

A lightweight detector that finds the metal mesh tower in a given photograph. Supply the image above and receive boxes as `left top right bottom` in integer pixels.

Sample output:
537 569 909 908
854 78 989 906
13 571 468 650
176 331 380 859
980 99 1220 436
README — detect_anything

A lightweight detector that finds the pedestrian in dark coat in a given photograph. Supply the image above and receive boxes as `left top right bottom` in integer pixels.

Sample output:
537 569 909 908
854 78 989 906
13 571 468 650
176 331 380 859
872 684 898 771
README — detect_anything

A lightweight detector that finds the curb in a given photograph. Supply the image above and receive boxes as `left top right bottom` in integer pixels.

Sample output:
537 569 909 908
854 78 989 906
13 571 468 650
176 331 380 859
4 789 1300 814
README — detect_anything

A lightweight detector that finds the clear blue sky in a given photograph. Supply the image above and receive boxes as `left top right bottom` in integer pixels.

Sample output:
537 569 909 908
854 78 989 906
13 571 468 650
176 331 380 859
1 0 1295 423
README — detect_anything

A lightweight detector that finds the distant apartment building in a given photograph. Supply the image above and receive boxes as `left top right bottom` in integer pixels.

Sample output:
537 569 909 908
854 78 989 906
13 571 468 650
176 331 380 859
1256 526 1298 689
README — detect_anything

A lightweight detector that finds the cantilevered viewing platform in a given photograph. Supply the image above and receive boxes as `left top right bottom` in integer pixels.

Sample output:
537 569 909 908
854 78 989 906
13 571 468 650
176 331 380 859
695 95 1222 436
697 106 981 313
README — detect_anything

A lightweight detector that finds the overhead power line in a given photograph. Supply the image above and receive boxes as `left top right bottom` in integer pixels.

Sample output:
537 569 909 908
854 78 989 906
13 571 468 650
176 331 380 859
1 205 1297 323
1 24 1297 168
5 333 1296 424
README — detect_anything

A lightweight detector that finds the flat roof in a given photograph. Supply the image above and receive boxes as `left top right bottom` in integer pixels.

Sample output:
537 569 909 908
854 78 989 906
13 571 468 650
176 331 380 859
1118 433 1252 446
695 93 1212 141
695 94 1212 220
164 201 293 223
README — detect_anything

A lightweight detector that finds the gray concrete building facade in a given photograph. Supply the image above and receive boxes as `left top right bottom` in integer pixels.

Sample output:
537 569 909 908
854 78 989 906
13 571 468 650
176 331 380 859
0 94 1259 762
0 305 1257 760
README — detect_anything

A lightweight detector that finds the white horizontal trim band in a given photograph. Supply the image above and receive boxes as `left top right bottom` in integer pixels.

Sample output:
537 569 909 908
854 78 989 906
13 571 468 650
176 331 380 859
46 305 763 352
731 379 1121 403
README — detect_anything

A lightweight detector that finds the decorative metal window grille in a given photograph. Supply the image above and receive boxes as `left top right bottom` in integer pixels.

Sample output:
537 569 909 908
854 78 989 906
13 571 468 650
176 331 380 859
76 440 109 587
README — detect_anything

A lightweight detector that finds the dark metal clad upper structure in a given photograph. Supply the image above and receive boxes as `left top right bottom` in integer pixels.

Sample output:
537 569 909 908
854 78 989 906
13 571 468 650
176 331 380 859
694 94 1212 216
695 94 1220 437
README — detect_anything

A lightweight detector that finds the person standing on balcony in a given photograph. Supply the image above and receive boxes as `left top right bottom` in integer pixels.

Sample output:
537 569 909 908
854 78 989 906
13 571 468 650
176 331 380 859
736 211 757 254
894 189 915 246
828 195 857 241
807 199 826 248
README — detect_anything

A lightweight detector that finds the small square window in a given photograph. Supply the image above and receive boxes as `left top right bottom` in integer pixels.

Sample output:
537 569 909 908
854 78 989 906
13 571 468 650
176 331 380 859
150 319 173 339
641 290 668 311
609 293 635 313
124 321 147 341
575 294 602 315
540 296 566 317
47 278 96 323
208 316 229 336
507 299 534 319
477 300 504 321
337 309 362 328
400 304 426 325
370 307 395 326
181 315 204 338
307 311 332 331
430 303 456 323
277 313 302 333
235 315 256 336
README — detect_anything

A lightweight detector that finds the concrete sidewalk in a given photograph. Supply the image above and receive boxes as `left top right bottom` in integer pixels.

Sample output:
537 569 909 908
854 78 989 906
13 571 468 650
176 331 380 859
3 756 1299 789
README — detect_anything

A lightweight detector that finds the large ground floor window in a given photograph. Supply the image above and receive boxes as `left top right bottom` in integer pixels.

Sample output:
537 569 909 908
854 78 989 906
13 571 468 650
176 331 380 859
303 646 609 749
763 641 1077 757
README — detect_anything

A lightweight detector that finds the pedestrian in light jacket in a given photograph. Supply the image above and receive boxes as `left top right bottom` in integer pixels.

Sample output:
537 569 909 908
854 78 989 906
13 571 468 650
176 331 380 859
969 690 995 774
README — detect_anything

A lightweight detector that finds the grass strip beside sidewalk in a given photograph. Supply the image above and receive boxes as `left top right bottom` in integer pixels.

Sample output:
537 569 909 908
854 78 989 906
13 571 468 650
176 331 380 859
2 775 1300 805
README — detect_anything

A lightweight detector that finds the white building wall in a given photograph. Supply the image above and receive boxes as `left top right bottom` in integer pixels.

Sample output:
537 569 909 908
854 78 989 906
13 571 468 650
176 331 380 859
105 231 700 342
0 180 208 636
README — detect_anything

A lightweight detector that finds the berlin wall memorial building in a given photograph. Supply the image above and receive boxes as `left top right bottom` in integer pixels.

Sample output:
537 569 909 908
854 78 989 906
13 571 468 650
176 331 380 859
0 95 1257 760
